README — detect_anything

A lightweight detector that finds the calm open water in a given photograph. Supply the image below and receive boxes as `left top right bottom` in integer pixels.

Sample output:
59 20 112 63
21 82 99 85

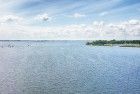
0 41 140 94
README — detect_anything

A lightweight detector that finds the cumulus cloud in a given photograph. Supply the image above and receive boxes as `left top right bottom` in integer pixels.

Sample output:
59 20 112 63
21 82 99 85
93 21 105 26
34 13 50 21
0 15 23 24
44 19 140 40
128 19 140 25
0 19 140 40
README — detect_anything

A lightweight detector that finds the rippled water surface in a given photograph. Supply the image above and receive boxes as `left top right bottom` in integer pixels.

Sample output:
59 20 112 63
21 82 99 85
0 41 140 94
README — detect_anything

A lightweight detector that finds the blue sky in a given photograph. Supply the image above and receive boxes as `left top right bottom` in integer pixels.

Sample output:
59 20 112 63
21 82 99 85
0 0 140 40
15 0 140 25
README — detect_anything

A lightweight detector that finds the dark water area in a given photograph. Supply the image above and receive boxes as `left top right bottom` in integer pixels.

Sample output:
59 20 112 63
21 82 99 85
0 41 140 94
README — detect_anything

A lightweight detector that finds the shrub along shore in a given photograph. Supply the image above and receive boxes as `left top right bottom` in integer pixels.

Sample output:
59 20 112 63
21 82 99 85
86 40 140 47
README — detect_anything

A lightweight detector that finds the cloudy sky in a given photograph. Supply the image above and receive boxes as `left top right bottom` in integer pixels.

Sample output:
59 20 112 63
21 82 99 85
0 0 140 40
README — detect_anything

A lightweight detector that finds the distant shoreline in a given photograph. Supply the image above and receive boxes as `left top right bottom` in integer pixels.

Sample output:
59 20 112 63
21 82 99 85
86 40 140 47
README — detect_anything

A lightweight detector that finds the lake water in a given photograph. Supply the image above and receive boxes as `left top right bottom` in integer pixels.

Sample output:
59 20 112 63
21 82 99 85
0 41 140 94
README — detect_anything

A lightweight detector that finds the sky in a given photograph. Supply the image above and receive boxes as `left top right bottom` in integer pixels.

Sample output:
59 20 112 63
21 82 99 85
0 0 140 40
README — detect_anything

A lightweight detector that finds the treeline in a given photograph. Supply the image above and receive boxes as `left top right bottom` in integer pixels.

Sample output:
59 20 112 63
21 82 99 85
86 40 140 46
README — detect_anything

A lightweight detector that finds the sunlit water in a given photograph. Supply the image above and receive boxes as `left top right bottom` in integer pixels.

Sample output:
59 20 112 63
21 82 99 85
0 41 140 94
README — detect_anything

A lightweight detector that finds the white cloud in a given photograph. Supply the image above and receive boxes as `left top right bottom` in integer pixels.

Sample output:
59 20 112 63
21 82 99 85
0 19 140 40
71 13 86 18
128 19 140 25
0 15 23 24
34 13 50 21
93 21 105 26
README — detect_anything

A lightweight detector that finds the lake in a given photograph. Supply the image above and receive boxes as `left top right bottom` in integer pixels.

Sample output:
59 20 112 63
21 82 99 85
0 41 140 94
